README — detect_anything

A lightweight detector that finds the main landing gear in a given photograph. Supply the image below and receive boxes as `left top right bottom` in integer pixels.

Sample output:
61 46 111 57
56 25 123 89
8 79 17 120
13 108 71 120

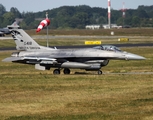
53 69 61 74
53 68 103 75
53 68 70 75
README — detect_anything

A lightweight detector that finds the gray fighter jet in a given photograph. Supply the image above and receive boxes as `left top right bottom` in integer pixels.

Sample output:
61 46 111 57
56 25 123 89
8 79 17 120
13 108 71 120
2 24 145 75
0 22 18 37
0 28 11 36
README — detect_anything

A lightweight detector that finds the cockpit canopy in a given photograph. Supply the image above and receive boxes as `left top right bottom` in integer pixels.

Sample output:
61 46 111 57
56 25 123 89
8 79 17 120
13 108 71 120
93 45 122 52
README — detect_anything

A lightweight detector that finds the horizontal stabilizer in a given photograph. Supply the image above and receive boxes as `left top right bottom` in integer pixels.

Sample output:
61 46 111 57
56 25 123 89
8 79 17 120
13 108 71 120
2 57 21 62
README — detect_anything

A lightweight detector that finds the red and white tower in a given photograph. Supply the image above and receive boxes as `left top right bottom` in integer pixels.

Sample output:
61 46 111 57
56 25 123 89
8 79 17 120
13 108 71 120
108 0 111 29
121 2 127 26
121 2 127 18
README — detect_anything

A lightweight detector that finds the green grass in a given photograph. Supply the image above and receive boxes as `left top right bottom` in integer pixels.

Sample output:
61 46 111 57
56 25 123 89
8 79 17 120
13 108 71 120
27 28 153 36
0 47 153 120
1 74 153 120
0 40 15 48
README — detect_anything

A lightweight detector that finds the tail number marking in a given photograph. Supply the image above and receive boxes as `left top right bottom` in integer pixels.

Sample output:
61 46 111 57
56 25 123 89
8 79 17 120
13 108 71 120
24 42 32 45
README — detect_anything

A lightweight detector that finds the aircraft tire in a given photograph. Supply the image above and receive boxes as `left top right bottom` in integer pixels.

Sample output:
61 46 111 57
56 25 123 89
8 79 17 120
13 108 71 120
45 66 50 70
53 69 60 74
63 68 70 74
98 70 102 75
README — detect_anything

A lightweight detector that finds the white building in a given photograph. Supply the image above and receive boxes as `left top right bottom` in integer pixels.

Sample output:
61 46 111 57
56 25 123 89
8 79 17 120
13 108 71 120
102 24 122 29
85 25 100 30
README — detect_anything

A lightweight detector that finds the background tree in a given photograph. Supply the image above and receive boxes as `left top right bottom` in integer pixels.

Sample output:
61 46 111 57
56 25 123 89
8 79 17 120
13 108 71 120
0 4 6 16
10 7 22 18
2 12 15 27
22 12 35 28
132 16 140 27
0 4 153 29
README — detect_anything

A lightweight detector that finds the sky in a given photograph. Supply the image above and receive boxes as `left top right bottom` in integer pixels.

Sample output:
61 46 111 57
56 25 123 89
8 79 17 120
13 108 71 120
0 0 153 12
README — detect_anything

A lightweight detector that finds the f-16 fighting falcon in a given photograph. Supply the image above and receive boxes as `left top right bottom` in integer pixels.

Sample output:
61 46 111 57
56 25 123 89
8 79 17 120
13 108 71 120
2 24 145 75
0 28 11 37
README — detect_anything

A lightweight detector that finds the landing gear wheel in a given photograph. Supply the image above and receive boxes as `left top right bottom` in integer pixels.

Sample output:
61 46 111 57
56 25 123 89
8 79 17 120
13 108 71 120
45 66 50 70
98 70 102 75
53 69 60 75
63 68 70 74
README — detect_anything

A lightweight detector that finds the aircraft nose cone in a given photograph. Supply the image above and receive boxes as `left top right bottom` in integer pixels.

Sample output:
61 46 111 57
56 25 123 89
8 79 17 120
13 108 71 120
125 53 146 60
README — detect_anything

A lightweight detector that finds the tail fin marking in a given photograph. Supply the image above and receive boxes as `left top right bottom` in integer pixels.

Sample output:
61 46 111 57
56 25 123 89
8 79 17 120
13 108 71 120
11 29 41 51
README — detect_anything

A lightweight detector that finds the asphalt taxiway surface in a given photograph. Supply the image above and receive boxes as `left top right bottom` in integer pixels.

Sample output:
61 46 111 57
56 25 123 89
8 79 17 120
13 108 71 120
0 43 153 51
0 36 153 51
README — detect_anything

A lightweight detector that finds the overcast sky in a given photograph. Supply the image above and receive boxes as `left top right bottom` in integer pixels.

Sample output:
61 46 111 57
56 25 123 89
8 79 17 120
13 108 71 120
0 0 152 12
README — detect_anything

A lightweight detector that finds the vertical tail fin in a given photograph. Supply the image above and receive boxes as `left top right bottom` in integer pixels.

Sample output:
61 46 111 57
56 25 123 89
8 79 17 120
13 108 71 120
7 23 43 51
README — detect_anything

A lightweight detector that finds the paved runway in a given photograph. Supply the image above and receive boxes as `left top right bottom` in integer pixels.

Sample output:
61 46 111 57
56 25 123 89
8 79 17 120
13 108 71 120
55 43 153 49
1 35 153 40
0 43 153 51
0 36 153 51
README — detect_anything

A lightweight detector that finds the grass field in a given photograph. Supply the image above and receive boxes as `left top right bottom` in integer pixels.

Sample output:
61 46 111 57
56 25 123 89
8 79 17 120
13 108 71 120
0 46 153 120
27 28 153 36
0 28 153 119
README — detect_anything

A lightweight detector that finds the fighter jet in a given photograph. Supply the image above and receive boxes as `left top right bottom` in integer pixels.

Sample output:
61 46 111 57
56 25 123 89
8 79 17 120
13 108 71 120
2 24 145 75
0 22 19 37
0 28 11 36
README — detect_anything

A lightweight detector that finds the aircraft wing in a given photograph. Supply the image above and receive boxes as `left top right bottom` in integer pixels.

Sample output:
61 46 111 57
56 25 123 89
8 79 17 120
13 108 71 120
3 56 57 62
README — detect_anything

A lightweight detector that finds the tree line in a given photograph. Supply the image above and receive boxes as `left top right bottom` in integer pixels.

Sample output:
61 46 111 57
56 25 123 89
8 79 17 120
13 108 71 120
0 4 153 29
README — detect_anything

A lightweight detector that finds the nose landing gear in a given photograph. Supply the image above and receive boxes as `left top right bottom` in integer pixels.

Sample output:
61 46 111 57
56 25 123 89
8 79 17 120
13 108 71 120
97 70 102 75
